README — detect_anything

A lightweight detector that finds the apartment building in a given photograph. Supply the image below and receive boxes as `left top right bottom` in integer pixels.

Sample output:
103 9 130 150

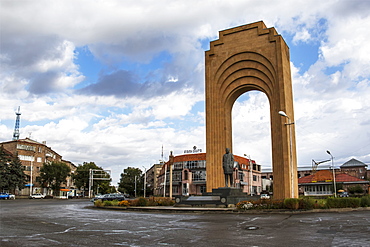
1 138 76 197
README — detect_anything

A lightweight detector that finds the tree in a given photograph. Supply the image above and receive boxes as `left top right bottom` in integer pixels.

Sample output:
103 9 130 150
348 185 364 194
118 167 143 197
72 162 111 195
0 145 26 193
39 161 71 195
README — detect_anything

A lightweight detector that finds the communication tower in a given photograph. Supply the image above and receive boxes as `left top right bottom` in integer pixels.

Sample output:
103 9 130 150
12 106 21 140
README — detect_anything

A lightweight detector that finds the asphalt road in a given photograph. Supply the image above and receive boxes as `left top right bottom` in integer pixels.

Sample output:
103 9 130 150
0 199 369 247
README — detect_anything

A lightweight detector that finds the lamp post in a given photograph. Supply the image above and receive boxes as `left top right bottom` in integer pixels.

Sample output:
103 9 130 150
142 166 147 198
278 110 295 198
244 154 253 196
134 175 137 198
30 159 33 196
327 150 337 197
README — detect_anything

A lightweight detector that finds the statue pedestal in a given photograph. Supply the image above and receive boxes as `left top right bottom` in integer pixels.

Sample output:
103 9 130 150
174 187 257 207
205 187 249 205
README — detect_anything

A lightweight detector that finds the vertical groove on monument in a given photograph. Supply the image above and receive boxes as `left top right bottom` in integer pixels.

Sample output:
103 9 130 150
205 21 298 199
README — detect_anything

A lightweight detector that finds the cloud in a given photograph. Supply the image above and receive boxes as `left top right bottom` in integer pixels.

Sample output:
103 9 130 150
78 70 141 96
1 0 370 185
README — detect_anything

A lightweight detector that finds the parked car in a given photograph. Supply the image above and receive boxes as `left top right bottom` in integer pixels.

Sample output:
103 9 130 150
100 193 126 201
338 191 349 197
29 193 45 199
91 194 105 202
0 192 15 200
260 193 270 199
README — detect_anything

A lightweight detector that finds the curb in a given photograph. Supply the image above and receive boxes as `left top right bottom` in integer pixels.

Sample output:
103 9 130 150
87 205 370 214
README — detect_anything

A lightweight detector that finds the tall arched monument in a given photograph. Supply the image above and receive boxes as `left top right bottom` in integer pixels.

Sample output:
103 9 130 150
205 21 298 199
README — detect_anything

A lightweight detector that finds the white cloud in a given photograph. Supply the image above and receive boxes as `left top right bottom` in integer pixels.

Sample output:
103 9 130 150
1 0 370 185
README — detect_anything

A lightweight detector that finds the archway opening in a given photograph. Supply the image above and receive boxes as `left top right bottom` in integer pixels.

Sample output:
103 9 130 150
232 91 272 193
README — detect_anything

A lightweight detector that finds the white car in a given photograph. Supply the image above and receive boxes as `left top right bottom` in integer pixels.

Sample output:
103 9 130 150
29 193 45 199
260 194 270 199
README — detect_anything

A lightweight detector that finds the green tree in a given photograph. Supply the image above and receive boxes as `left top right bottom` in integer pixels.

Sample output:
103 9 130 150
39 161 71 195
118 167 143 197
0 145 26 193
348 185 364 194
72 162 111 195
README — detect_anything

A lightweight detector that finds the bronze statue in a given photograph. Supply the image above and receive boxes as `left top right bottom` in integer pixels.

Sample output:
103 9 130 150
223 148 234 187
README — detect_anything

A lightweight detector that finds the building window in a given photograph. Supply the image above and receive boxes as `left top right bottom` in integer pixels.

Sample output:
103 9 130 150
19 155 35 161
37 157 42 163
185 160 206 170
238 172 244 181
174 162 184 170
173 171 182 182
253 175 257 181
17 144 36 152
192 171 206 181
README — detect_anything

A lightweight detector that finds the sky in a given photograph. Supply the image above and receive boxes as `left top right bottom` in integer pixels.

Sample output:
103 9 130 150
1 0 370 185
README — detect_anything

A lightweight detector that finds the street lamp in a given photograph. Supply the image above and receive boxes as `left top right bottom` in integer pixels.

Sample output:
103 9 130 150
327 150 337 197
142 166 147 198
244 154 253 196
279 110 295 198
134 175 137 198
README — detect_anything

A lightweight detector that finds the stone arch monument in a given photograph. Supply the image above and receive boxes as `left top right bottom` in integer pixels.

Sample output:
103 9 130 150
205 21 298 199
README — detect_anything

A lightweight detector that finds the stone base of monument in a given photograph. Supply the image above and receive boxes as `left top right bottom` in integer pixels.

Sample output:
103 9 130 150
174 187 259 207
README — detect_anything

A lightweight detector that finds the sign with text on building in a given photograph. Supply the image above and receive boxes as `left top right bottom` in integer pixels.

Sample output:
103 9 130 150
184 146 203 154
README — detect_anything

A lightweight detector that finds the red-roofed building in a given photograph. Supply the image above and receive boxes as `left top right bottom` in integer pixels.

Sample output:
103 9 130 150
156 151 262 196
298 170 369 196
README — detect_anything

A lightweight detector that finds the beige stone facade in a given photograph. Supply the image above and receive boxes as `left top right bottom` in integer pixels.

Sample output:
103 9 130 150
205 21 298 199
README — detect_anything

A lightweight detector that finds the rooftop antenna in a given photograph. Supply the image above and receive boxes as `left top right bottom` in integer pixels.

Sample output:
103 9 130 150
12 106 21 141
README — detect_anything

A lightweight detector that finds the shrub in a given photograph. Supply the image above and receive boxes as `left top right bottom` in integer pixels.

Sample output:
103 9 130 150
269 199 284 209
327 197 361 208
94 199 104 207
236 201 254 210
129 198 140 206
147 197 159 206
118 200 130 207
157 197 175 206
284 198 299 210
299 198 315 210
236 199 284 210
137 197 148 206
313 199 327 209
360 195 370 207
103 200 113 206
